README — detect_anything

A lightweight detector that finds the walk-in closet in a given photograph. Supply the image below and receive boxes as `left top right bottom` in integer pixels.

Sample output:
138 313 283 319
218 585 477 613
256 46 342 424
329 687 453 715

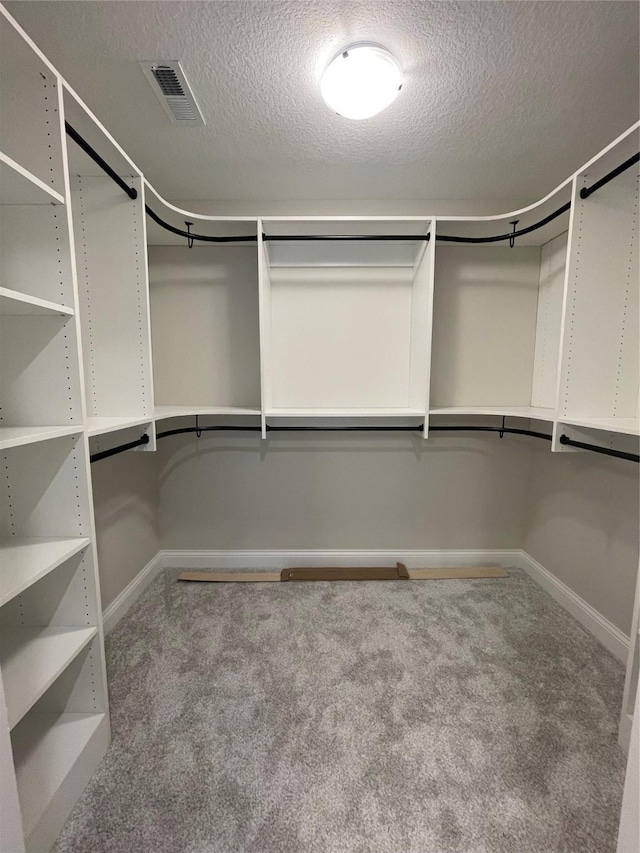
0 2 639 852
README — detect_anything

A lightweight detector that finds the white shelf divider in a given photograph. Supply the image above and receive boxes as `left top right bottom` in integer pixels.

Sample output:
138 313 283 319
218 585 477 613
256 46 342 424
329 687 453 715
0 426 83 451
0 152 65 206
0 288 73 317
1 627 97 729
0 538 91 607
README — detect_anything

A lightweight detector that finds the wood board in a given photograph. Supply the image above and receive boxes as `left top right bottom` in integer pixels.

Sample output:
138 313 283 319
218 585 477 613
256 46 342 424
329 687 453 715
178 564 508 583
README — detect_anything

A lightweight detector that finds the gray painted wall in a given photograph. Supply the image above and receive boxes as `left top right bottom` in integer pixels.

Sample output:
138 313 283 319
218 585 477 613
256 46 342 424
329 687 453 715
157 432 531 550
91 451 160 610
524 442 639 634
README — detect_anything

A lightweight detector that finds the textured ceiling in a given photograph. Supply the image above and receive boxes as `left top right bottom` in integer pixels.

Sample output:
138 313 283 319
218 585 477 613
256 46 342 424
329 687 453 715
6 0 639 202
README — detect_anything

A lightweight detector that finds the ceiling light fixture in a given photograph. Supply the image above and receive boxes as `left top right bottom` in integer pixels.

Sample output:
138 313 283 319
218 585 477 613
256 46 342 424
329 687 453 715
320 42 403 120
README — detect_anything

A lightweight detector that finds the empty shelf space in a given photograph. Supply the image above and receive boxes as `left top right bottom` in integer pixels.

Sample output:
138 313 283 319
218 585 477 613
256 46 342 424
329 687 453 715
0 425 83 450
0 153 65 206
12 711 108 841
155 405 262 420
1 626 97 729
558 417 640 437
86 416 152 436
0 288 73 317
0 538 91 607
430 406 556 421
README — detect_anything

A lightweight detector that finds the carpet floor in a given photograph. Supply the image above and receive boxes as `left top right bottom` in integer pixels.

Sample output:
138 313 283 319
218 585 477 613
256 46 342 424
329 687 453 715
54 567 626 853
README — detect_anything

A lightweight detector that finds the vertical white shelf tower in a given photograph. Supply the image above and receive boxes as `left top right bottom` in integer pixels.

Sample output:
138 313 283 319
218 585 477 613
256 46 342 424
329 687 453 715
0 8 109 852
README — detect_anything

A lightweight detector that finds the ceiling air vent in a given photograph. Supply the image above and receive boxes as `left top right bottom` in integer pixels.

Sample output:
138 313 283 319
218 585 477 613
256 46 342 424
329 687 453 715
139 61 205 126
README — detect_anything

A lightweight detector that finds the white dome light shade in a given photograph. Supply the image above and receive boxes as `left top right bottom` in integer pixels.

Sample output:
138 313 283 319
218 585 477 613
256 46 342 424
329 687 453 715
321 43 403 120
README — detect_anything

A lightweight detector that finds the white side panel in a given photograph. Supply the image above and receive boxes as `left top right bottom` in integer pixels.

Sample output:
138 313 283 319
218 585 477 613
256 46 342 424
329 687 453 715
269 267 413 409
560 165 639 420
430 246 541 407
409 234 435 418
72 175 152 417
0 676 25 853
258 228 272 435
531 231 567 409
148 245 261 408
617 684 640 853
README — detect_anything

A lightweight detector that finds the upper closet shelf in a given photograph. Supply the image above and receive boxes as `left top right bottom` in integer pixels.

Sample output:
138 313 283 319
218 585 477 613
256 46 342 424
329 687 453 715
558 417 640 437
430 406 556 421
155 406 261 420
86 416 152 437
0 287 73 316
0 537 91 607
266 408 425 418
0 153 65 206
0 426 83 451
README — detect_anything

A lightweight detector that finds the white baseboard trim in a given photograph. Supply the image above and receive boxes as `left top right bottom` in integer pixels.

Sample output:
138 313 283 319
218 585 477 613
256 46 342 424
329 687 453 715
102 553 164 635
515 550 629 662
105 548 630 662
159 548 524 571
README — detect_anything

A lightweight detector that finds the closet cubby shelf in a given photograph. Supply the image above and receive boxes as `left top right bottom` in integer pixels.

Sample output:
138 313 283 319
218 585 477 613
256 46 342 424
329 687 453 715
0 287 74 317
155 406 262 420
0 425 83 450
86 416 153 437
0 152 65 206
0 537 91 607
12 711 109 842
1 626 97 729
558 417 640 437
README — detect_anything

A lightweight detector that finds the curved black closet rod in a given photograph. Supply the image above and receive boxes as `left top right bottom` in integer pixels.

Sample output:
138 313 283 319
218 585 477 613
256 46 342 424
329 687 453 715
65 122 138 200
144 206 258 243
559 434 640 463
90 433 149 463
580 152 640 199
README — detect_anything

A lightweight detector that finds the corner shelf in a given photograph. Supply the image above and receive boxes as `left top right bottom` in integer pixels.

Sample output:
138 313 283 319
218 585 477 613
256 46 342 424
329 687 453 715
1 626 97 728
86 416 153 437
155 405 262 420
558 417 640 437
430 406 556 421
0 425 83 451
0 538 91 607
0 152 65 206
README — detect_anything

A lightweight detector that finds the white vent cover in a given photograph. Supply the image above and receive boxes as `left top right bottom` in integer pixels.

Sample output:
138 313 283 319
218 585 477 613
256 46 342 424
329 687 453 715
139 61 205 126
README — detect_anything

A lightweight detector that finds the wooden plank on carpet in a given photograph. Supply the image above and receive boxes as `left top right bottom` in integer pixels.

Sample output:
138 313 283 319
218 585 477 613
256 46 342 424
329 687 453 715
178 565 508 583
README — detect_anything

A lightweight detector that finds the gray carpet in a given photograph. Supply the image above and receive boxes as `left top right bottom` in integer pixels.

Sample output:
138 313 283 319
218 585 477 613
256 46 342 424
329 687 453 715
54 568 626 853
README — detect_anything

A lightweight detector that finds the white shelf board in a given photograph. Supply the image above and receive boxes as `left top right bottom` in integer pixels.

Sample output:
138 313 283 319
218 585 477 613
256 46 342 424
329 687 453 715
0 538 91 608
0 153 65 206
0 426 82 451
559 417 640 437
12 711 108 840
266 408 425 418
0 288 73 317
86 416 152 437
1 627 97 729
430 406 556 421
155 405 262 420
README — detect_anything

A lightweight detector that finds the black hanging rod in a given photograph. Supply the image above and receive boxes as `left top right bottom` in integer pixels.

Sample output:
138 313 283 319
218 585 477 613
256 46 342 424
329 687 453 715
579 152 640 200
144 206 257 243
263 234 431 242
64 123 256 244
559 434 639 463
90 433 150 463
435 202 571 244
65 122 138 200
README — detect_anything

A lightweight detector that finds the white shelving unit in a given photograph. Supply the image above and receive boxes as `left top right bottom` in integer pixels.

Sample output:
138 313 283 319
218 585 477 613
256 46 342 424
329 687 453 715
555 126 640 450
259 218 433 436
0 8 109 851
